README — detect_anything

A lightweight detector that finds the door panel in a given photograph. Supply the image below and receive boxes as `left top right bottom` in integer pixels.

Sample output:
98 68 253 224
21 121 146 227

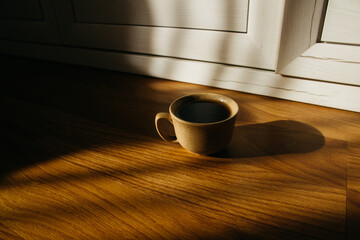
73 0 249 32
53 0 284 70
276 0 360 86
321 0 360 45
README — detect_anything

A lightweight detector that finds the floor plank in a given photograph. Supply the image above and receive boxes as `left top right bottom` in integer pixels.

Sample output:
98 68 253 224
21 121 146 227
0 55 359 239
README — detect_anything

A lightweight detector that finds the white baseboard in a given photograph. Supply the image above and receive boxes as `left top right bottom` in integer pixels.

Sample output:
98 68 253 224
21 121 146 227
1 40 359 112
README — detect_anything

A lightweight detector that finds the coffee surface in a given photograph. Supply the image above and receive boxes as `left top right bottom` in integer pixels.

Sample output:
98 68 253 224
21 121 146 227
177 101 230 123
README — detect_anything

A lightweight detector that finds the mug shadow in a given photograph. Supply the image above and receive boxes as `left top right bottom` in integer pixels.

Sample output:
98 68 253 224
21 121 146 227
211 120 325 158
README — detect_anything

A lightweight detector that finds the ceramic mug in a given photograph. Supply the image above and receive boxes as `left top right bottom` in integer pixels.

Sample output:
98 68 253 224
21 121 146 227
155 93 238 155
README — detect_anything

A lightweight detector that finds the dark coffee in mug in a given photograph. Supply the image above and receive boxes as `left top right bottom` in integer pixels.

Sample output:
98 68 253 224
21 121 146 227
177 101 231 123
155 93 238 155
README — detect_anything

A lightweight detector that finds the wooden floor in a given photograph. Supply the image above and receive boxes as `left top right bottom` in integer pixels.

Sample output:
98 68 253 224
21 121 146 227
0 54 359 240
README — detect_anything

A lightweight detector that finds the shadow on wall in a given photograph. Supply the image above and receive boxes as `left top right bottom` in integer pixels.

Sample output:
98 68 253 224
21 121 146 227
212 120 325 158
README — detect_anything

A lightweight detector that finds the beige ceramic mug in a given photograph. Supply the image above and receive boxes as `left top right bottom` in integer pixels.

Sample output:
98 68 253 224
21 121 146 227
155 93 238 155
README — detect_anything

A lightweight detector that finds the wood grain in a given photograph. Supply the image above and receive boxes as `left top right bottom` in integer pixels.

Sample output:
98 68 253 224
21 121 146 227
0 55 360 239
347 143 360 240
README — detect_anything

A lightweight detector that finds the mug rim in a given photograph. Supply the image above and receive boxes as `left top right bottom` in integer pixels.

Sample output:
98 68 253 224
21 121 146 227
169 93 239 126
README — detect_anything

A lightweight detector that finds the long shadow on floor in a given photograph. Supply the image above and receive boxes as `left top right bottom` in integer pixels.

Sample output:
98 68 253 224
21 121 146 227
212 120 325 158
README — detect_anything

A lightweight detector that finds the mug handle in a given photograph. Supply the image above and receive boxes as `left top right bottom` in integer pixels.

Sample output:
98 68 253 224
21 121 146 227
155 112 178 142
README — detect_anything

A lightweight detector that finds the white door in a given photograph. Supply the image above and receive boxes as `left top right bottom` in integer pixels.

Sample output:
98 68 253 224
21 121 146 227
52 0 284 70
276 0 360 86
321 0 360 45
